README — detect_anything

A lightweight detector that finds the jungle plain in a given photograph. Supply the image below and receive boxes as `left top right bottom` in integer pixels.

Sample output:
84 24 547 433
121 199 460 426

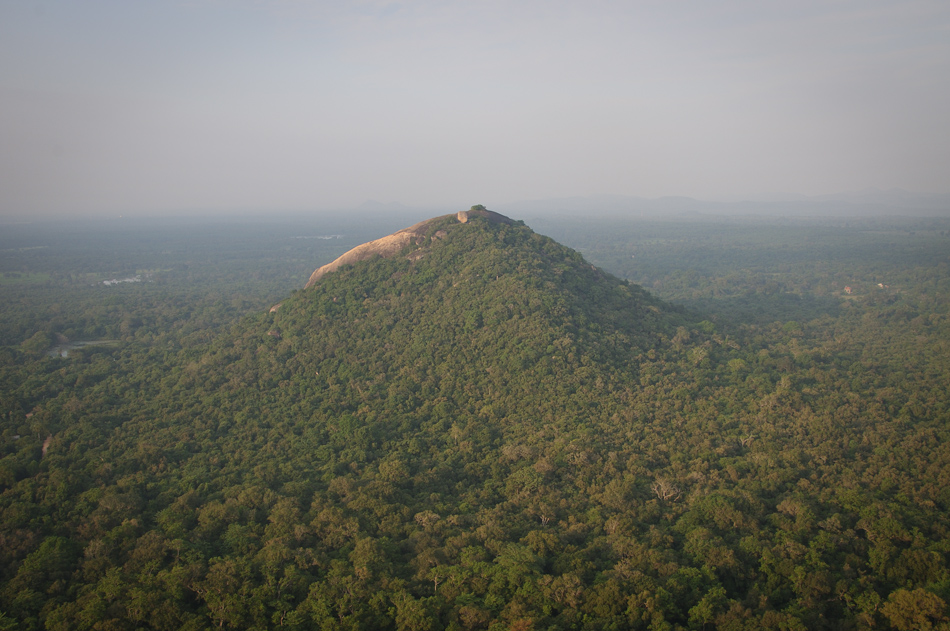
1 208 949 630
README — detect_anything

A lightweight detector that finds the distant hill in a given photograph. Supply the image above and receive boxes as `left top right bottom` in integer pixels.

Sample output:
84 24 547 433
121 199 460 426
497 189 950 219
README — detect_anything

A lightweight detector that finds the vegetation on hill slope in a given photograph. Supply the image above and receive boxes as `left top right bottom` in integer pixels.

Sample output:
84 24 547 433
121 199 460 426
1 213 949 630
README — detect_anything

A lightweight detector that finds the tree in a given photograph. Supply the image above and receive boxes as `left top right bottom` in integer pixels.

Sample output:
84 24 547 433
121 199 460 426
881 588 948 631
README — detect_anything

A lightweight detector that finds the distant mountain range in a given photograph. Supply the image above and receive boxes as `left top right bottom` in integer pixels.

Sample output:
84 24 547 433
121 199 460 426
351 190 950 221
487 189 950 218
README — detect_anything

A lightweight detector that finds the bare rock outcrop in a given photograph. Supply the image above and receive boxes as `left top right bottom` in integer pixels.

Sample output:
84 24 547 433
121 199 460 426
304 207 513 288
456 207 513 225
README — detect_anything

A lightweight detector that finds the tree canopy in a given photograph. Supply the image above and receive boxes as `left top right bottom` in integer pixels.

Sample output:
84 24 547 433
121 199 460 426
1 212 949 630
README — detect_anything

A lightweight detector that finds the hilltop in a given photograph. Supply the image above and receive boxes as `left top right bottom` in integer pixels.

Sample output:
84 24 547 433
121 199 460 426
271 207 677 419
304 206 514 288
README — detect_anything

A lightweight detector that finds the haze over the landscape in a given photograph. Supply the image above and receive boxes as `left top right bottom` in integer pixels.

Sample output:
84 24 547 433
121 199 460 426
2 0 948 218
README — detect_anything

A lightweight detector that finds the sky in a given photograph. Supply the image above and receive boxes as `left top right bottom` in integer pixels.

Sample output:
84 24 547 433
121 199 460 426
1 0 948 218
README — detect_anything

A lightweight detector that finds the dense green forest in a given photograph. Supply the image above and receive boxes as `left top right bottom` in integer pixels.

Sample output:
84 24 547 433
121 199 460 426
1 210 949 630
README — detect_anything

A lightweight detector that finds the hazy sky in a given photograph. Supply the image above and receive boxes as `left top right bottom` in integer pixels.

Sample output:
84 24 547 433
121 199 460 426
2 0 948 217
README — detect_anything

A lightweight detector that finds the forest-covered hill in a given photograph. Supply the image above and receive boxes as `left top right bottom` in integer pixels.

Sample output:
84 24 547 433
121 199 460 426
1 210 949 630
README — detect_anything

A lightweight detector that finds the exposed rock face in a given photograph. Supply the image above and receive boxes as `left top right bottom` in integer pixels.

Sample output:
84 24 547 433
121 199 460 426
304 208 514 288
456 208 513 225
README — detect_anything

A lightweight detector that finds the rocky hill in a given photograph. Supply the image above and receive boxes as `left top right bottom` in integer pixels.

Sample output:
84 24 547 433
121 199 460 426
304 206 514 288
